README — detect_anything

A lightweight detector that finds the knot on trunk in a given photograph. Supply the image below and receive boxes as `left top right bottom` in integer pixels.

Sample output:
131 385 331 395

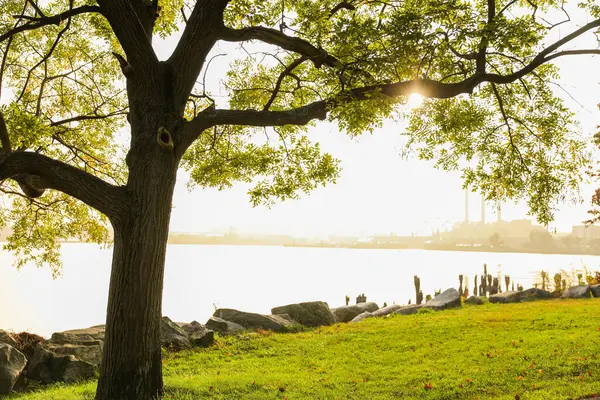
157 127 174 153
15 174 46 198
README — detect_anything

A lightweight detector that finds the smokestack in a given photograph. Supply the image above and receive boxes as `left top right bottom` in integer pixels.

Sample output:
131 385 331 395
481 195 485 224
465 188 469 223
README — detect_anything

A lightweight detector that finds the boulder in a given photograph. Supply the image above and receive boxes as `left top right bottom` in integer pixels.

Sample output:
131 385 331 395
59 358 96 384
205 317 244 335
213 309 292 332
562 285 592 299
422 288 461 310
47 326 106 365
331 306 363 323
356 302 380 313
271 301 335 327
521 288 552 301
591 284 600 298
371 304 404 317
0 331 17 348
393 304 423 315
27 343 95 384
490 291 522 304
50 325 105 344
0 343 27 395
180 321 214 347
45 341 103 366
350 312 373 323
161 317 191 350
465 296 485 305
331 302 379 323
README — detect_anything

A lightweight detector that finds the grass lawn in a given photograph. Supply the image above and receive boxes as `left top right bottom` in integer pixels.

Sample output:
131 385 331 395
9 299 600 399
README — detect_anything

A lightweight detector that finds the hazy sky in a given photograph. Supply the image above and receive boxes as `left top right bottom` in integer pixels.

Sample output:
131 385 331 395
156 7 600 237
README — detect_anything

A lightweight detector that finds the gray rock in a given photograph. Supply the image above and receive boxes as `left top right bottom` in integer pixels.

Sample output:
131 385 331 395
271 301 335 327
490 288 553 304
50 325 105 344
0 331 17 349
490 291 522 304
465 296 485 305
180 321 214 347
371 304 404 317
59 357 96 384
161 317 191 350
562 285 592 299
356 302 379 312
0 343 27 395
521 288 553 301
422 288 461 310
331 306 363 323
269 314 295 326
27 343 95 384
213 309 292 332
45 341 103 366
393 304 423 315
350 312 373 323
46 326 105 366
331 302 379 323
591 284 600 298
205 317 244 335
27 344 54 384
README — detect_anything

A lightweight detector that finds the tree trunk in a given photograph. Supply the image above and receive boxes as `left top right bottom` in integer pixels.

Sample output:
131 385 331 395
95 112 179 399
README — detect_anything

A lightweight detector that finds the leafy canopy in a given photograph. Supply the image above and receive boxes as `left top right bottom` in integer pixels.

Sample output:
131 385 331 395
0 0 598 273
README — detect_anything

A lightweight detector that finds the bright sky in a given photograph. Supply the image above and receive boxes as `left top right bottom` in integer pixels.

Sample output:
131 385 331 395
153 7 600 238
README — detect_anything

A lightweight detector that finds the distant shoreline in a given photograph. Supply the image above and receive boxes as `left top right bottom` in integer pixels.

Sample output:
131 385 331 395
2 239 599 257
168 240 600 257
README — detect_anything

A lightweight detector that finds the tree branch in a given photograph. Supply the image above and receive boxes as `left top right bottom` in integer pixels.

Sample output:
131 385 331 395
95 0 158 74
476 0 496 72
329 2 355 18
0 152 129 221
49 109 128 127
178 17 600 156
220 26 340 69
0 112 13 153
542 49 600 63
263 56 308 111
167 0 229 111
0 5 101 43
491 83 531 173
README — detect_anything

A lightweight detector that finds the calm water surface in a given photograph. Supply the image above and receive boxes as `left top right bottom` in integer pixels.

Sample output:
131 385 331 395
1 243 599 337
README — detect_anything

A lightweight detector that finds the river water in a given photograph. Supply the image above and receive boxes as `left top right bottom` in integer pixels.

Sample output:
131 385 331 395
1 243 599 337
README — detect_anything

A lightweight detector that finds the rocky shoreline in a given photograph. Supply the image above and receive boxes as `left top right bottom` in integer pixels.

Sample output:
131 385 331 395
1 284 599 395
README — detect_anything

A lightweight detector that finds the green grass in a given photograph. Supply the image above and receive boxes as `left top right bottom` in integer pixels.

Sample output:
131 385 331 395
9 299 600 399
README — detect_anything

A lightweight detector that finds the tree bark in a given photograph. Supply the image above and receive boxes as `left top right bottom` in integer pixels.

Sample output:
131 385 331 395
95 110 179 400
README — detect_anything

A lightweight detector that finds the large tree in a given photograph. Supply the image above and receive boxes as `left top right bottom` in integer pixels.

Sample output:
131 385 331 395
0 0 599 398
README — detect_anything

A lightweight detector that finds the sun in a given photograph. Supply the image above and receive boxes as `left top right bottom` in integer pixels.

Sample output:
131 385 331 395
406 93 424 110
